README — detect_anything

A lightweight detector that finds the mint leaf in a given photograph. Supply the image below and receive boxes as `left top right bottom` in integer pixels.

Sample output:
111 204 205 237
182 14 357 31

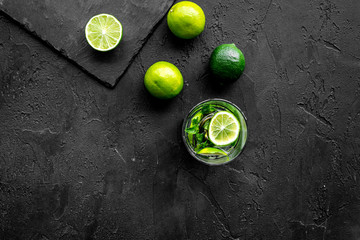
196 133 205 142
202 105 216 115
194 144 201 152
192 116 201 125
203 120 210 131
196 141 211 152
199 141 209 149
185 126 198 134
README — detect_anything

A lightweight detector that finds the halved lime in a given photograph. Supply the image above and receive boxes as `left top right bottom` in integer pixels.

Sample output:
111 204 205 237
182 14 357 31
85 14 123 51
208 111 240 146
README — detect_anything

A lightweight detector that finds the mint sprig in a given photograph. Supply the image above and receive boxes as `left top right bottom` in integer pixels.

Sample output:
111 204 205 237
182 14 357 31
186 105 217 151
201 104 216 115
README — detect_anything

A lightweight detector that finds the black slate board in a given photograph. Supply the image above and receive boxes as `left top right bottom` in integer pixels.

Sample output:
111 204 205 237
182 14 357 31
0 0 175 87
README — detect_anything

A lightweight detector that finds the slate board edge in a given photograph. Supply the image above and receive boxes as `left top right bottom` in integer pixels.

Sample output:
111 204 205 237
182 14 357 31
0 0 176 88
0 10 115 88
111 0 176 88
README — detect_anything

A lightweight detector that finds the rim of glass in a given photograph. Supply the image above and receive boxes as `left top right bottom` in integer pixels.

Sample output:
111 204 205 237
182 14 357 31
182 98 248 166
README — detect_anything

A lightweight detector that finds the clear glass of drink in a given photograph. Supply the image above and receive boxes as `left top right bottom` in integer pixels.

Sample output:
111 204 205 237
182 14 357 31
182 98 248 166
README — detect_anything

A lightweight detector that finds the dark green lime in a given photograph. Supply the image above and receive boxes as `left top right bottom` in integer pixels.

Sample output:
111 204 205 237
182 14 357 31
209 43 245 81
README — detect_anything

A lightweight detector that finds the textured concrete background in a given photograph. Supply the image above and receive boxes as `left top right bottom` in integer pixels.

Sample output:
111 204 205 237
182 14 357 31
1 0 360 239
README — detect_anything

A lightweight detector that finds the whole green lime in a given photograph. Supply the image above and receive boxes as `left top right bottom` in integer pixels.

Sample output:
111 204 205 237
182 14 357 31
167 1 205 39
210 43 245 81
144 61 183 99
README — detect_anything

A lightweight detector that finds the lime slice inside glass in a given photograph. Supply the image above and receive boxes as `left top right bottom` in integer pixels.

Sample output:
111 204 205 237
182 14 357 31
85 14 123 51
208 111 240 146
197 147 228 156
197 147 229 163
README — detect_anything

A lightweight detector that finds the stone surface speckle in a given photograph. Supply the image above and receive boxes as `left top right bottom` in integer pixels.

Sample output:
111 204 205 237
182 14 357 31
1 0 360 239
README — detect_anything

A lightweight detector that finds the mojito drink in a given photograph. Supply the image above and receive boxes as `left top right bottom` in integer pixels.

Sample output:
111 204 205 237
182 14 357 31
182 99 247 165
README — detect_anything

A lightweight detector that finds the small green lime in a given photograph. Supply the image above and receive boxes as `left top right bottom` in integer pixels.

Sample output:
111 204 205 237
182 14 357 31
167 1 206 39
210 43 245 81
144 61 183 99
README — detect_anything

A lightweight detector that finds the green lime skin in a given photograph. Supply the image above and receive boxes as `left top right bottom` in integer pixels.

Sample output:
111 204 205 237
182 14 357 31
209 43 245 81
167 1 206 39
144 61 183 99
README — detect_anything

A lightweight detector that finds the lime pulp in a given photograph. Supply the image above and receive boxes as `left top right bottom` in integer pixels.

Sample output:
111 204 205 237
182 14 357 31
85 14 123 51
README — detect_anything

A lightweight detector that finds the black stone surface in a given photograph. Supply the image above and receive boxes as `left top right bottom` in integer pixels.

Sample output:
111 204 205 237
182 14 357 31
1 0 360 239
0 0 175 87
